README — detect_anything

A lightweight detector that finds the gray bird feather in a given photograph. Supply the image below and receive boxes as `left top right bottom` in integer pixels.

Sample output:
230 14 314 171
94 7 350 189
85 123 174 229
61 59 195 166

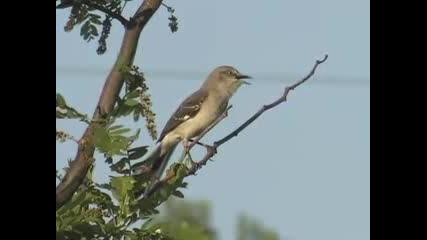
157 89 209 143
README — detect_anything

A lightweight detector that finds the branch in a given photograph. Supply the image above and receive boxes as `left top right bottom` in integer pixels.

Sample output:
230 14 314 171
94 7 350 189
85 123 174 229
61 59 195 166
186 54 329 175
56 0 130 26
85 2 129 26
56 0 164 210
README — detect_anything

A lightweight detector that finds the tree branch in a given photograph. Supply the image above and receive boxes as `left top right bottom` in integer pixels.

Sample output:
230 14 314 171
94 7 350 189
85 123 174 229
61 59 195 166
216 54 328 146
56 0 130 26
186 54 329 175
56 0 164 210
85 2 129 26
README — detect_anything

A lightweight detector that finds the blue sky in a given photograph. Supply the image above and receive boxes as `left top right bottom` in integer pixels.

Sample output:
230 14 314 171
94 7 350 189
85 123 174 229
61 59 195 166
56 0 370 239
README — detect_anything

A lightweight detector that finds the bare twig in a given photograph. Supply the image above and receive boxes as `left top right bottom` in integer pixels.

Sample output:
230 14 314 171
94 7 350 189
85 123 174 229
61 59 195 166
56 0 164 210
186 54 329 176
216 54 328 146
161 3 174 13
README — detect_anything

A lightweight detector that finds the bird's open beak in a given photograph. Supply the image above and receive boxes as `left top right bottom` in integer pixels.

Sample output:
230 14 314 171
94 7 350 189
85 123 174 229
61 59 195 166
237 74 252 85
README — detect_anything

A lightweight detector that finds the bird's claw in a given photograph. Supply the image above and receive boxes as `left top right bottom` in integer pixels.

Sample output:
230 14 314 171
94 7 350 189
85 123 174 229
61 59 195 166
206 145 217 155
191 160 202 170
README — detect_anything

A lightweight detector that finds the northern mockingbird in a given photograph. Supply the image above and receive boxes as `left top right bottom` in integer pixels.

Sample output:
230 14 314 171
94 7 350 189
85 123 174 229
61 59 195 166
139 65 251 196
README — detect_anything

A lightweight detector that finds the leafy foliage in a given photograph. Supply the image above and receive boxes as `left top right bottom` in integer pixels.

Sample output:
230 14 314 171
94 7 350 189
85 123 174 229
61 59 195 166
154 199 217 240
57 0 179 55
118 65 158 140
56 160 190 239
236 213 280 240
80 13 102 42
97 15 112 54
162 4 179 33
56 175 176 240
57 130 76 143
59 0 123 54
93 121 140 158
56 93 89 122
57 77 189 240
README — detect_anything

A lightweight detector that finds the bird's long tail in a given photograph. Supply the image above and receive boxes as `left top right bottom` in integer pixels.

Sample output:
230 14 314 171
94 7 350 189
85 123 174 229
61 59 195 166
143 141 178 197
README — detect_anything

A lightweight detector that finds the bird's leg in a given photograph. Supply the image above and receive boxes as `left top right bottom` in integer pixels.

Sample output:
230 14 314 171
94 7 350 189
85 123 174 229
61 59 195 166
196 141 217 162
182 138 194 162
188 139 214 150
183 138 206 170
197 141 211 149
188 139 217 166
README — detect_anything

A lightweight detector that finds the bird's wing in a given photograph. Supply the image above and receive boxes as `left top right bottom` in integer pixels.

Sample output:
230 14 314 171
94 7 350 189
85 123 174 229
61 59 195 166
157 89 209 143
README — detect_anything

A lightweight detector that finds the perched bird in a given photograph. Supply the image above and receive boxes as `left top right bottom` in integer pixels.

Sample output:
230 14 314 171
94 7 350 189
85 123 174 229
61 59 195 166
138 65 251 197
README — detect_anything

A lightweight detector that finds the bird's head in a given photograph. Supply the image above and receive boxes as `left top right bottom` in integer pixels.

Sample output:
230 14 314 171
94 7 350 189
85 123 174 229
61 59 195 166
206 65 252 95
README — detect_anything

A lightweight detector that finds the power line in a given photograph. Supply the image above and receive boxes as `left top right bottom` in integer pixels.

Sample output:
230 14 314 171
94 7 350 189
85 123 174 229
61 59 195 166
56 67 370 86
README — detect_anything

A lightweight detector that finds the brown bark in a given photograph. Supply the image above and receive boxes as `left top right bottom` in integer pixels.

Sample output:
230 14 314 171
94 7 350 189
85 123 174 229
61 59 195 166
56 0 164 210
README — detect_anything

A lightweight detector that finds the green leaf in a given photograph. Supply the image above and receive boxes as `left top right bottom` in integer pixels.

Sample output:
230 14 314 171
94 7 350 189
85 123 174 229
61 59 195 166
56 93 88 121
94 126 111 153
127 146 149 160
57 190 88 216
90 14 102 25
111 157 129 173
140 218 155 230
81 20 90 37
105 157 113 164
92 18 102 25
126 89 141 99
56 130 75 143
86 163 95 182
124 99 140 106
171 163 188 179
89 13 101 19
159 187 169 199
83 32 91 41
110 176 136 201
94 124 138 157
90 25 99 36
109 125 124 131
128 129 141 142
172 190 184 198
130 159 152 174
110 127 131 136
133 107 141 121
114 104 135 117
95 183 111 190
56 93 67 108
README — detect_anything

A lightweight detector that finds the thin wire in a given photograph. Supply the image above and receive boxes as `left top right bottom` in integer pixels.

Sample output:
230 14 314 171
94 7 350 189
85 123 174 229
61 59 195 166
56 68 370 86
